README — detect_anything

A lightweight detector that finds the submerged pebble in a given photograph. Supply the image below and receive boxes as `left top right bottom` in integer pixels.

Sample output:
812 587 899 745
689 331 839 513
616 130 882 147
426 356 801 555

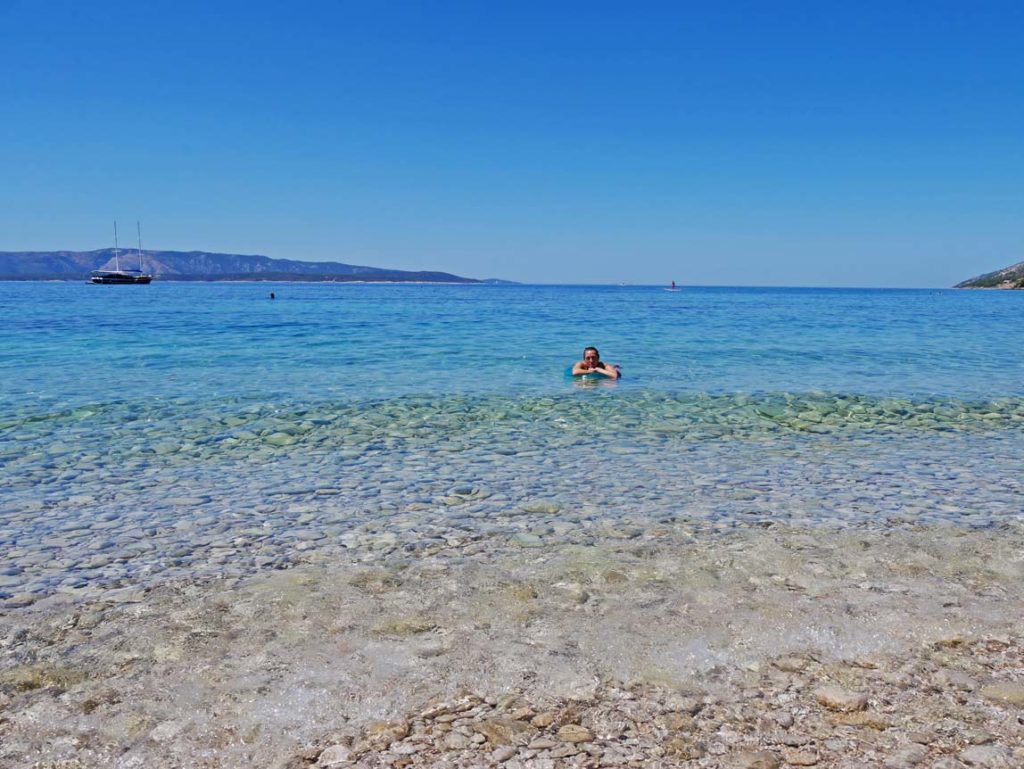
4 420 1024 608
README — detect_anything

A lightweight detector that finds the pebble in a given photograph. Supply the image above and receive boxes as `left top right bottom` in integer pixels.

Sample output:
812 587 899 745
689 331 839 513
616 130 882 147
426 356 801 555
979 683 1024 707
936 669 979 691
556 724 593 743
442 732 470 750
814 686 868 712
3 593 37 608
366 720 409 746
655 712 693 731
475 718 532 745
964 729 996 745
511 534 544 548
826 711 891 730
732 749 781 769
316 744 353 767
665 695 703 715
959 745 1014 768
491 745 517 762
773 711 794 728
530 712 557 728
773 656 811 673
527 737 559 749
882 743 929 768
782 748 820 766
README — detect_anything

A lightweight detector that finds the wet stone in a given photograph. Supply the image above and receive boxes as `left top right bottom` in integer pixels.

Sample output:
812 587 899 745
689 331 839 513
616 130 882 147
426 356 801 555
655 712 694 731
365 720 410 746
814 686 868 712
265 433 297 447
317 744 353 767
883 743 929 769
826 711 891 730
783 748 820 766
556 724 593 743
3 593 37 608
936 669 979 691
532 708 557 729
475 718 533 745
959 745 1014 768
978 682 1024 707
731 749 780 769
512 534 544 548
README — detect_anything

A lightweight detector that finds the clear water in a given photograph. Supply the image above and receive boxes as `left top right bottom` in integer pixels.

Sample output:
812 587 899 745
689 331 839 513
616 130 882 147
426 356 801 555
4 283 1024 404
2 282 1023 601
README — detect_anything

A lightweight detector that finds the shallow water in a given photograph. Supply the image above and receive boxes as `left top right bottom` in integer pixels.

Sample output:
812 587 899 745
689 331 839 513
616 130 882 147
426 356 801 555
2 283 1024 603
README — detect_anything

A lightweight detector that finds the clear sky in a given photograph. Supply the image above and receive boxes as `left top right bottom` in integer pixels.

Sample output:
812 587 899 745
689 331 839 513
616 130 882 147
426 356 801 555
1 1 1021 286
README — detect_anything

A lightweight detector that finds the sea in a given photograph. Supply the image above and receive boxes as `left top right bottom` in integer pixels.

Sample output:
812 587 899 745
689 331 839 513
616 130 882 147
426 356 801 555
2 282 1024 604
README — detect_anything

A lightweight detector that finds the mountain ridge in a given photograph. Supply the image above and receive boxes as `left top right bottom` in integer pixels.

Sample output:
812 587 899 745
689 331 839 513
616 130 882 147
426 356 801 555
0 249 481 283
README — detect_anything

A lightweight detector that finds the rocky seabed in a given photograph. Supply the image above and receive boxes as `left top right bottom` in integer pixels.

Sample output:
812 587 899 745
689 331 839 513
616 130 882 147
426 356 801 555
2 392 1023 609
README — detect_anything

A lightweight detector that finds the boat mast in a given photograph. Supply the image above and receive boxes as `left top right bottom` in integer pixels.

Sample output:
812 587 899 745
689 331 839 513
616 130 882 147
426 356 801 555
136 221 144 272
113 220 120 272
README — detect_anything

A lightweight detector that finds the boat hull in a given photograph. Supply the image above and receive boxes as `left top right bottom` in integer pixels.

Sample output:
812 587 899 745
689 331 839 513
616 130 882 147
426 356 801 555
90 271 153 284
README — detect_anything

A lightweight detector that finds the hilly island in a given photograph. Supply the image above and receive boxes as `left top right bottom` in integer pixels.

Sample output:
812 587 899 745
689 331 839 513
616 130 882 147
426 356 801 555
0 249 483 283
956 260 1024 289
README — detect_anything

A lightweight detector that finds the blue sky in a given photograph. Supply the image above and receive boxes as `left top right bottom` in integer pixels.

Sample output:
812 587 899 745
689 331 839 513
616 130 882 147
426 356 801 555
1 1 1021 286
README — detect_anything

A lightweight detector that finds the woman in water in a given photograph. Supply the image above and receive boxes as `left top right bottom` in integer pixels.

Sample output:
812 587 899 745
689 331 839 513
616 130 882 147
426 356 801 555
571 346 621 379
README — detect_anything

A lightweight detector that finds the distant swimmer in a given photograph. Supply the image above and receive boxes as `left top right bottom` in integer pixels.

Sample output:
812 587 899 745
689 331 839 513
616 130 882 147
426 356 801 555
270 292 276 299
571 346 621 379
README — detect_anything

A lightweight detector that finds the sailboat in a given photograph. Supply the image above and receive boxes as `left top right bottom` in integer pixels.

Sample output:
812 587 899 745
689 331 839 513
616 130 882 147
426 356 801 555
90 221 153 284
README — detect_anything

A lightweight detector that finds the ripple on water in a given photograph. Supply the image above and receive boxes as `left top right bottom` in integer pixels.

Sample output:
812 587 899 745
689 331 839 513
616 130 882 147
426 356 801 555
1 389 1023 603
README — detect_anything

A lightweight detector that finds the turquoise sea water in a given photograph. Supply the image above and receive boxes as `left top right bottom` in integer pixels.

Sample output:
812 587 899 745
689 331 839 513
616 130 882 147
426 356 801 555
2 282 1023 602
5 283 1024 404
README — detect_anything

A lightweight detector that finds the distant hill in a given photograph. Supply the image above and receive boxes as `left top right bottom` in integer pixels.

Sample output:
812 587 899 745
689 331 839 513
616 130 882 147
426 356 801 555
956 261 1024 289
0 249 481 283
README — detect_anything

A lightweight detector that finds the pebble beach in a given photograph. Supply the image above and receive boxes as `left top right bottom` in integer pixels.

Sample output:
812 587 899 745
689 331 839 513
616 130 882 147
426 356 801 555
2 283 1024 767
3 523 1024 768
